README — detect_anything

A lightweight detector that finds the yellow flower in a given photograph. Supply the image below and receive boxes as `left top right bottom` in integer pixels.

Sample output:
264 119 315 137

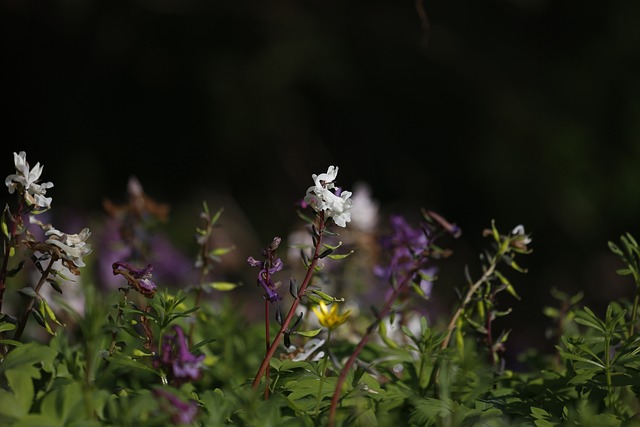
312 301 351 330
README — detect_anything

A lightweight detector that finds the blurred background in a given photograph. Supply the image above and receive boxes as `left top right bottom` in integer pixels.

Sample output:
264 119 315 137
2 1 640 363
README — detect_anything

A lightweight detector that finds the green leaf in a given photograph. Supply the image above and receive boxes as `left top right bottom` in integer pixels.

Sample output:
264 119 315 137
1 214 8 239
559 351 604 369
0 339 23 348
11 414 62 427
0 342 58 377
106 355 159 376
608 241 623 256
209 246 235 257
0 322 16 333
327 250 354 260
7 260 25 278
206 281 241 291
310 289 344 303
18 287 37 298
191 337 217 351
615 268 633 276
294 328 322 338
574 307 605 333
0 389 24 421
5 370 34 418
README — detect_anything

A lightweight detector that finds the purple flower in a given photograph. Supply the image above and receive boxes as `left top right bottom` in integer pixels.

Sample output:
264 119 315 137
98 218 195 291
112 261 157 297
374 214 436 299
247 237 284 303
155 325 205 385
154 388 199 425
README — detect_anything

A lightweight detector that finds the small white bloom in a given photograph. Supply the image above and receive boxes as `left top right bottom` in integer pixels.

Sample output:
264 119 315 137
292 338 326 362
312 166 339 189
511 224 532 245
45 227 92 268
304 166 353 227
5 151 54 210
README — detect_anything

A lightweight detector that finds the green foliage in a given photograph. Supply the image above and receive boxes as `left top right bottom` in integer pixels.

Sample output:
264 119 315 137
5 156 640 426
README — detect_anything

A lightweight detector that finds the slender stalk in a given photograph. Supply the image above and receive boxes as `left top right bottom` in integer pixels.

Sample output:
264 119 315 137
328 265 418 427
108 289 130 355
629 285 640 337
315 330 331 416
251 215 325 389
604 329 614 411
13 257 55 341
440 257 498 350
264 299 270 399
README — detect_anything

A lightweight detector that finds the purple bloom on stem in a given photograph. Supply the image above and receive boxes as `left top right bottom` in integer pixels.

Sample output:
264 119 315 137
155 325 205 385
112 261 157 297
154 388 199 425
247 237 284 303
374 214 436 299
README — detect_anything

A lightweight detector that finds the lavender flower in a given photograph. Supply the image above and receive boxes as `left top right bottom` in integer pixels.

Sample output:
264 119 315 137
154 388 199 425
112 261 157 297
374 214 436 298
155 325 205 385
247 237 284 303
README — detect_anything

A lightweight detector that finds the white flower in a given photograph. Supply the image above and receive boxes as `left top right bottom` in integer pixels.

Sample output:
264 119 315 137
304 166 353 227
291 338 326 362
349 181 379 232
511 224 532 245
45 227 92 268
5 151 54 210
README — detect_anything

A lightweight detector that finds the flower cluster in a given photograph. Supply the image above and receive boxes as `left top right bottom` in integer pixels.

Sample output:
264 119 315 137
374 214 438 297
112 261 157 297
5 151 54 211
247 237 283 304
303 165 353 227
155 325 205 386
154 389 199 425
24 218 93 276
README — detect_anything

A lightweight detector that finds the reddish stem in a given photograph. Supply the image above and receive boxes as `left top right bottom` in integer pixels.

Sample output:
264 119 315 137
251 215 325 389
328 265 419 427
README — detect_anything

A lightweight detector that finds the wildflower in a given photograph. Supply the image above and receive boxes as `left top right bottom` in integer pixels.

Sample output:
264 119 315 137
112 261 157 297
154 388 199 425
26 218 92 275
511 224 533 251
312 301 351 330
304 166 353 227
5 151 54 210
247 237 283 303
373 214 441 300
154 325 205 385
45 227 92 267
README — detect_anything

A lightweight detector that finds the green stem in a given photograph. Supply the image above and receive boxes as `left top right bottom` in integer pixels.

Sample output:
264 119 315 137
315 330 331 416
629 284 640 337
604 331 614 411
440 255 499 350
328 264 419 427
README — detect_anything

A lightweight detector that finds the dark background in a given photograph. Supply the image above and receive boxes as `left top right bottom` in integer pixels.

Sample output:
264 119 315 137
2 0 640 361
